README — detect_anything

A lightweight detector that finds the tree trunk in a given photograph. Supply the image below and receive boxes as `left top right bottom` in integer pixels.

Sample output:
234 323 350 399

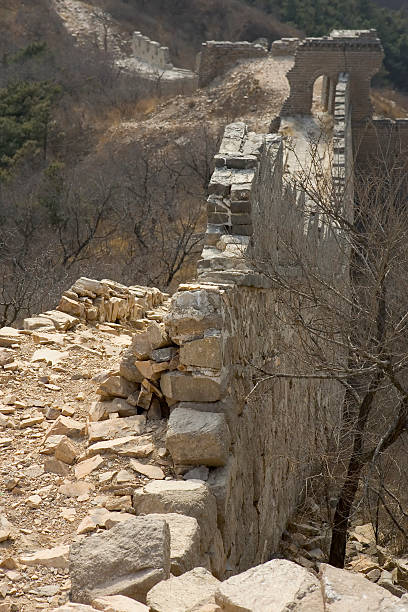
329 459 363 567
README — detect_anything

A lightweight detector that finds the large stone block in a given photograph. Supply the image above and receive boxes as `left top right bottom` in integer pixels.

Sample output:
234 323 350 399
97 376 137 400
70 517 170 604
120 349 144 383
160 372 224 403
166 407 230 467
215 559 324 611
147 513 202 576
179 335 222 370
131 322 170 360
165 289 223 343
133 480 219 553
146 567 220 612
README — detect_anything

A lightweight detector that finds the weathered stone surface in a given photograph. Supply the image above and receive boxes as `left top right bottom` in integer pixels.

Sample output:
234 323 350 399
97 376 137 400
89 400 138 422
55 436 80 465
53 605 96 611
42 309 79 330
84 436 152 458
120 350 144 383
20 545 70 569
161 372 224 403
57 296 85 318
215 560 324 611
0 327 22 347
319 563 405 611
44 457 71 476
75 455 104 479
131 323 170 360
87 415 145 443
70 516 170 604
129 460 164 480
92 595 149 611
166 408 230 467
45 415 85 438
151 347 178 363
165 289 223 343
147 513 202 576
133 480 220 554
147 567 220 612
24 316 55 331
180 336 222 370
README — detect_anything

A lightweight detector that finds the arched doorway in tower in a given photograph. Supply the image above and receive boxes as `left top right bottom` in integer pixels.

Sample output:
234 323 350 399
312 75 338 115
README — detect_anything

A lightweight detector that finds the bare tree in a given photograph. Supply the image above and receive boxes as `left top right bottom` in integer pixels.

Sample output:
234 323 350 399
250 141 408 568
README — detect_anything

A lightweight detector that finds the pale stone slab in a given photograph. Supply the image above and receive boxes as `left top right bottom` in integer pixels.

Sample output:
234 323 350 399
92 595 149 611
87 416 145 443
97 376 136 400
147 513 202 576
20 545 70 569
133 480 218 552
53 605 96 611
319 563 406 611
129 460 164 480
215 559 324 611
75 455 104 479
0 327 21 347
42 309 79 330
70 517 170 604
24 317 54 331
147 567 220 612
45 415 85 438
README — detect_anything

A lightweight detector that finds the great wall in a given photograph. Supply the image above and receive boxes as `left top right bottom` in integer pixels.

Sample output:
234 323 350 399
1 20 408 612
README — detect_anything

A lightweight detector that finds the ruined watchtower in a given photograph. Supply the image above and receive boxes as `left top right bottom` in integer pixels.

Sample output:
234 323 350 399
281 30 383 121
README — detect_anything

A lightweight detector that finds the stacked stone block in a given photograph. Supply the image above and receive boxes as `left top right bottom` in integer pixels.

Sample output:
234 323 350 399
55 277 167 325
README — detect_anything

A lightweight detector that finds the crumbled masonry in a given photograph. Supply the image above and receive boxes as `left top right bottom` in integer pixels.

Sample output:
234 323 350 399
1 27 408 612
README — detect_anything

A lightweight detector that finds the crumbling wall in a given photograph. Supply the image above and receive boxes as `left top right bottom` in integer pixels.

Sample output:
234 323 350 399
197 41 268 87
132 31 172 69
146 123 346 575
271 38 300 56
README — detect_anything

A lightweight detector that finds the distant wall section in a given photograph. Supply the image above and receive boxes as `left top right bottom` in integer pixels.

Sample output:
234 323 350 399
132 31 173 69
197 41 268 88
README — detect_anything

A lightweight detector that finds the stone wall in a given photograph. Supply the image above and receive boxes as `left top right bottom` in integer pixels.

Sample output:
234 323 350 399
353 118 408 168
282 30 383 121
132 31 172 69
271 37 300 56
139 122 346 575
197 41 268 87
